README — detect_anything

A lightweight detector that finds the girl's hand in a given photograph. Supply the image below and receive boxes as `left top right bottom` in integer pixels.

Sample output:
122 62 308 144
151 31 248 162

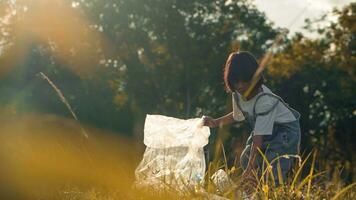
242 170 258 196
203 116 217 128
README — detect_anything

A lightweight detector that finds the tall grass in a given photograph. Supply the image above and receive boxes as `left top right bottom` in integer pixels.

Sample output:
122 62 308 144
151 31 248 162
0 90 354 200
131 148 355 200
49 149 356 200
0 109 355 199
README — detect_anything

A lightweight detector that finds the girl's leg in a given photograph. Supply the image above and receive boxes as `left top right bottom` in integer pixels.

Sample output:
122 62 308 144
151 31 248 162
262 121 300 185
269 154 293 186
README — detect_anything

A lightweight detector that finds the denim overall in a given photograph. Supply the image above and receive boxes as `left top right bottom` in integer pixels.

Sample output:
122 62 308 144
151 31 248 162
233 92 301 184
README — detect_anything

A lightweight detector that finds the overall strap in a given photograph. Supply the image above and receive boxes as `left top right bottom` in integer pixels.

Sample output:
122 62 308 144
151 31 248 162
253 92 289 119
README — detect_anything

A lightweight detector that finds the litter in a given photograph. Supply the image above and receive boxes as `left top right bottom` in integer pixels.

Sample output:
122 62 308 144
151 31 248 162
134 114 210 193
211 169 236 194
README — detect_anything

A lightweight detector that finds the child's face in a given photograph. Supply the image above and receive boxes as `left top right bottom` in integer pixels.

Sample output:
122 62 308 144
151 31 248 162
233 80 250 94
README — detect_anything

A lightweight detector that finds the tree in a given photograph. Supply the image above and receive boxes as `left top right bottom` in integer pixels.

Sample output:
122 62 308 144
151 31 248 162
1 0 278 136
267 3 356 181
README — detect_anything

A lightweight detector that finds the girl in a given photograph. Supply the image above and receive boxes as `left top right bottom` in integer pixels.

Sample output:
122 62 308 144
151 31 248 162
203 51 301 186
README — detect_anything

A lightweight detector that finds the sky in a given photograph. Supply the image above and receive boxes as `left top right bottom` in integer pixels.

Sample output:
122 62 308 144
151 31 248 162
253 0 354 36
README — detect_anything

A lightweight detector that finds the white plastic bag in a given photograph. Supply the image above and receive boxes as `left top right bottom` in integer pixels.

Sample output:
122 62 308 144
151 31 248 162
135 114 210 191
211 169 236 194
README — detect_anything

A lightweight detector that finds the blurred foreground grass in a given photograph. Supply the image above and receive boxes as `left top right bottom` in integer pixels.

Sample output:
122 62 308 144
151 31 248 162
0 108 355 200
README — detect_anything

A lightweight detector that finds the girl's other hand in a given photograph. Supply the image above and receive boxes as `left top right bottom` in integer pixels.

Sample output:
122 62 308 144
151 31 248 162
203 116 217 128
242 170 258 196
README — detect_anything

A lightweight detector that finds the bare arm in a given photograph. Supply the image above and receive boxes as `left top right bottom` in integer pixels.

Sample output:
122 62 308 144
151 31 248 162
241 134 263 195
215 112 236 127
203 112 236 128
245 135 263 172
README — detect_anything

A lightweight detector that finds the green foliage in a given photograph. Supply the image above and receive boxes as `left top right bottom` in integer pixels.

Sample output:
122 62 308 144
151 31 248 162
267 3 356 182
0 0 277 133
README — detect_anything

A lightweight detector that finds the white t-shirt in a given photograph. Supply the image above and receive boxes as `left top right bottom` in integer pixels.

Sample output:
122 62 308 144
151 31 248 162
232 85 296 135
